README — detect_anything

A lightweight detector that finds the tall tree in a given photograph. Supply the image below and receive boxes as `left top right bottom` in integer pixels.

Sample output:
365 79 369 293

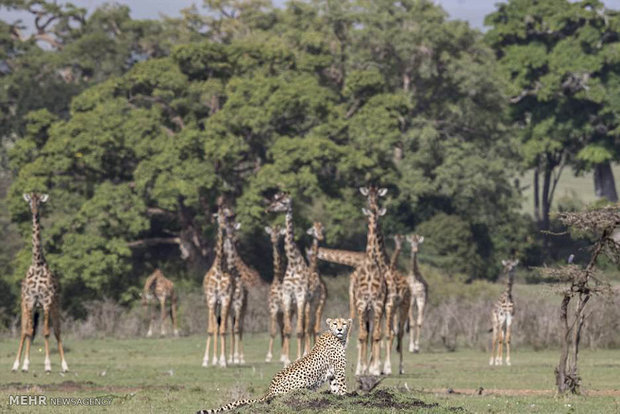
486 0 620 230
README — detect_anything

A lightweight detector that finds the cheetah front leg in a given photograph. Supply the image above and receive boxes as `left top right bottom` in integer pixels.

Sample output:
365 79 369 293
330 359 347 395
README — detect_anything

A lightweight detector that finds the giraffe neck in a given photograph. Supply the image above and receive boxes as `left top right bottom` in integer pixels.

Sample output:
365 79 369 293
390 243 401 271
214 217 225 270
410 250 421 280
366 211 387 266
284 208 305 267
504 271 514 298
31 211 46 266
309 237 319 274
271 240 283 284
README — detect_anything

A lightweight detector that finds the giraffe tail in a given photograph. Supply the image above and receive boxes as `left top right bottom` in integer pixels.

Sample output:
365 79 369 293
196 394 270 414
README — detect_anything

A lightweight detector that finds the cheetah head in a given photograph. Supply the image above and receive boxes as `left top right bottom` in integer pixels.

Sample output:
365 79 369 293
326 317 352 341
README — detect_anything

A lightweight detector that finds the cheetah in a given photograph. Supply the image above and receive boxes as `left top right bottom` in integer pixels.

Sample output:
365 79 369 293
196 317 352 414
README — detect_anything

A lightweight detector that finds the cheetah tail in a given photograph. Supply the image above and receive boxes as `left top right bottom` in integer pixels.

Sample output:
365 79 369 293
196 394 270 414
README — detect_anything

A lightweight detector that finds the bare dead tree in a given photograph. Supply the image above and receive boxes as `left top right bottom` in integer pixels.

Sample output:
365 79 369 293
538 205 618 394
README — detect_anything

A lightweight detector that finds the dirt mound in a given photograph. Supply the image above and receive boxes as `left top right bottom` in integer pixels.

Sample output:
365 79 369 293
278 388 466 412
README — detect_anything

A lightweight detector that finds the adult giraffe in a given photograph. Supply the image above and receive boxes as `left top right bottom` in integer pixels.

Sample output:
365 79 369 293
12 193 68 373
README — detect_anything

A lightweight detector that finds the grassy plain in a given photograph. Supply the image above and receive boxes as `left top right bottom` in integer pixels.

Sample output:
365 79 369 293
0 332 619 414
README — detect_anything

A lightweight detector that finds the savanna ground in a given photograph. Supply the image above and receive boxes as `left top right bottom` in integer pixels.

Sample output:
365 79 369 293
0 328 619 413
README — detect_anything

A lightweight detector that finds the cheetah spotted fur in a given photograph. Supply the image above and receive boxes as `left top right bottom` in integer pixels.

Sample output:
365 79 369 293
196 317 352 413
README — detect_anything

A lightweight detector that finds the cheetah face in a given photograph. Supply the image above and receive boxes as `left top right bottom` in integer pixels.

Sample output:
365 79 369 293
326 318 352 340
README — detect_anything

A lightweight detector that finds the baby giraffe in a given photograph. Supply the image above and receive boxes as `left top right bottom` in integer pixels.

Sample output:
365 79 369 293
490 259 519 366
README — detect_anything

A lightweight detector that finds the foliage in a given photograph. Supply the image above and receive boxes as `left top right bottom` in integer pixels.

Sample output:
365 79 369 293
4 0 523 315
485 0 620 226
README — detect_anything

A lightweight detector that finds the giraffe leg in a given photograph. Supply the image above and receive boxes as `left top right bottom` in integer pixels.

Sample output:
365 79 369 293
303 299 312 356
397 298 409 374
238 302 246 365
159 296 167 336
356 307 368 376
314 285 327 339
170 292 179 337
21 305 36 372
231 305 241 364
496 325 504 366
43 308 51 372
414 296 426 353
408 297 416 353
369 303 384 376
203 304 215 367
295 294 306 361
266 307 278 362
281 295 292 366
277 311 285 362
147 301 156 337
383 302 394 375
505 314 513 366
12 302 30 372
51 304 68 372
218 300 230 367
348 275 356 320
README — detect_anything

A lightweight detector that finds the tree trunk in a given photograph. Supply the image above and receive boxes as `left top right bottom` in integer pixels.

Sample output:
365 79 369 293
541 163 552 231
593 162 618 202
534 165 541 224
555 294 571 393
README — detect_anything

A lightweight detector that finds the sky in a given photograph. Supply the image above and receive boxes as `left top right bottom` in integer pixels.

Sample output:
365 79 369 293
3 0 620 31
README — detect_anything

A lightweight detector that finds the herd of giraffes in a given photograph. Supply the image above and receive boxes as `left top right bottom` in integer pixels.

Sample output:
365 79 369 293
11 190 519 374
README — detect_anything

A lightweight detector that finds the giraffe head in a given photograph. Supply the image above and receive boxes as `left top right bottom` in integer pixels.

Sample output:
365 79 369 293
23 193 49 216
267 192 291 213
392 234 403 250
360 186 387 211
501 258 519 273
406 234 424 253
265 224 286 245
306 221 324 242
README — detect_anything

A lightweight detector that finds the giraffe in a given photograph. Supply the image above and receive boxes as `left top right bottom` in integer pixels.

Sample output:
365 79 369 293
266 192 310 366
384 234 411 375
202 199 234 368
223 210 254 365
490 258 519 366
405 234 428 353
142 269 179 337
351 186 388 376
303 221 328 355
265 225 286 362
12 193 68 373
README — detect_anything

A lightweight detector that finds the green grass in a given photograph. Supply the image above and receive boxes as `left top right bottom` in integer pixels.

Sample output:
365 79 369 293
0 333 618 413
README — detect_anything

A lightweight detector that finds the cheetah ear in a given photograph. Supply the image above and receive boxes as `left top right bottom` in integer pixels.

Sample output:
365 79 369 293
359 187 369 196
418 236 424 244
234 222 241 231
347 318 352 326
501 259 507 266
40 194 49 203
306 227 313 236
23 193 31 203
326 318 332 326
378 188 388 197
265 226 273 235
513 259 520 266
